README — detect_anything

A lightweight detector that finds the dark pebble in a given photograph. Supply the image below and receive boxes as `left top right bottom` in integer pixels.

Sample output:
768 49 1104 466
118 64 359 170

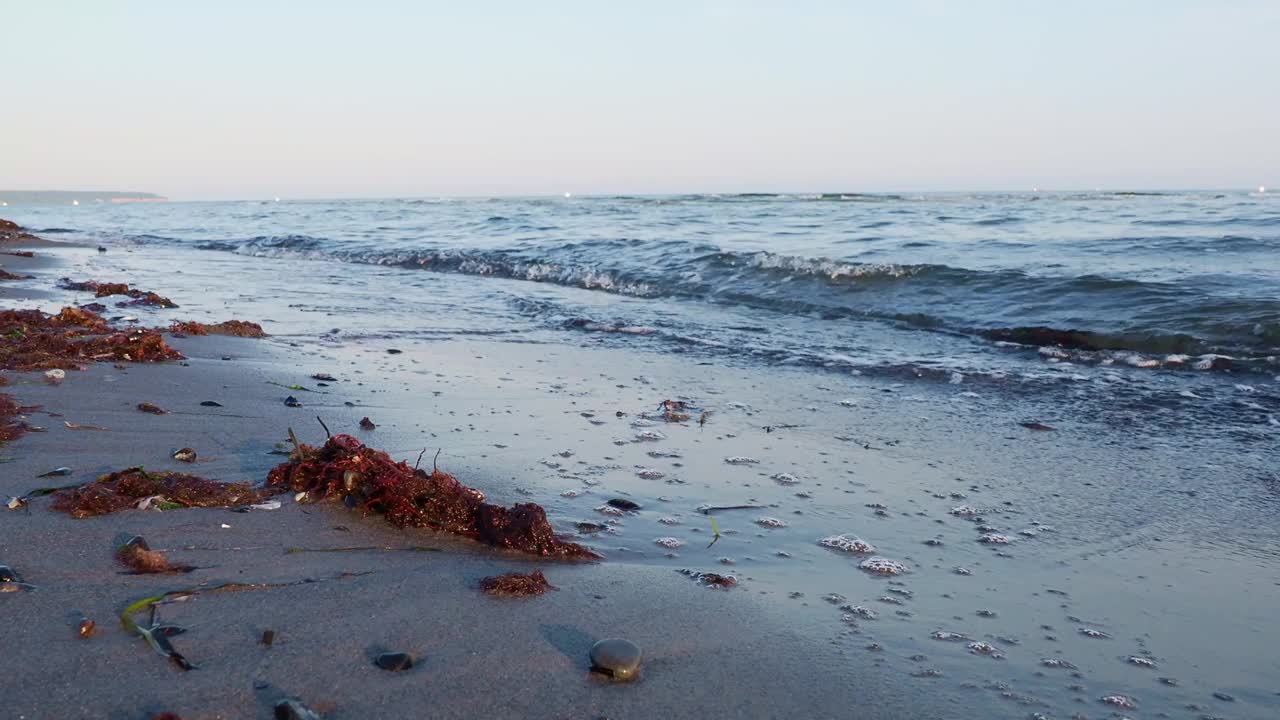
262 630 275 646
1213 692 1235 702
284 396 302 408
0 564 20 583
274 699 322 720
200 401 223 407
374 651 414 671
387 348 403 354
359 417 376 430
606 498 640 511
589 638 642 680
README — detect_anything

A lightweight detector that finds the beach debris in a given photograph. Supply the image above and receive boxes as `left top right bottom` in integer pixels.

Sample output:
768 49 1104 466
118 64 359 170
677 569 737 588
771 472 801 485
576 522 606 534
199 400 223 407
1 394 32 446
755 516 787 528
168 320 266 337
658 399 691 422
171 447 198 463
236 499 282 512
654 537 684 549
0 306 183 371
262 629 275 646
606 498 640 511
1126 655 1157 668
859 556 909 575
119 594 193 670
58 278 179 308
723 456 759 465
274 699 322 720
819 534 876 554
374 651 415 671
657 516 681 525
1020 421 1055 431
696 503 764 514
595 505 624 517
50 466 274 518
284 396 302 408
386 348 402 354
115 535 196 574
5 496 25 510
635 467 665 479
1079 627 1111 639
266 433 597 558
0 564 30 592
77 615 96 638
1040 657 1077 669
978 533 1012 544
137 402 168 414
479 570 554 597
634 429 665 441
359 417 376 430
44 368 66 384
39 466 72 477
931 631 970 642
949 505 979 516
589 638 642 681
311 373 337 382
63 420 107 430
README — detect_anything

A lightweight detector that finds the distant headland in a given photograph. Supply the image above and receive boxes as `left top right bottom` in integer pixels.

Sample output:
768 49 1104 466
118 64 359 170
0 190 167 206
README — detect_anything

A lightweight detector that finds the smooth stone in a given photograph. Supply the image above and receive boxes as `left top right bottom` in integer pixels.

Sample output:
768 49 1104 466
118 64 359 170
0 564 20 583
589 638 642 680
374 651 414 671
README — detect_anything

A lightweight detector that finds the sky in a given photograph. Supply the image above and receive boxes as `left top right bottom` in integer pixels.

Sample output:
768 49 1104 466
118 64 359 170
1 1 1276 199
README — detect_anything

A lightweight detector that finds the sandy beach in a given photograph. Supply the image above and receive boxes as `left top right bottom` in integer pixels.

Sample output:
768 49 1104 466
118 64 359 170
3 216 1278 720
1 228 946 720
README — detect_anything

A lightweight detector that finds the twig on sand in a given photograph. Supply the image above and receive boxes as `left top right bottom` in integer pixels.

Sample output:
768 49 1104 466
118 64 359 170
414 448 428 471
316 416 331 439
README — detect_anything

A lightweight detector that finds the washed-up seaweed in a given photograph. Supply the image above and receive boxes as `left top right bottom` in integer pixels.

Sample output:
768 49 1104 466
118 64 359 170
116 535 196 574
479 570 554 597
0 306 183 371
59 278 178 308
119 572 369 671
169 320 266 338
50 466 277 518
0 394 30 445
0 268 32 280
267 433 597 559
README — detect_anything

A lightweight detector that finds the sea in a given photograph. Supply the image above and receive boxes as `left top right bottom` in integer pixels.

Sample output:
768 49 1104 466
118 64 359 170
6 191 1280 718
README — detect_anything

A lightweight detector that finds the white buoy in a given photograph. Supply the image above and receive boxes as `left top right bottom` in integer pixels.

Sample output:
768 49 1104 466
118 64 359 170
1260 186 1267 194
274 196 281 202
564 192 572 198
72 200 79 206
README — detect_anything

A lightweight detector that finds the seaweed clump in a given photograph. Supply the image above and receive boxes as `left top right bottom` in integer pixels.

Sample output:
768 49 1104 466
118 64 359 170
0 267 32 280
50 467 277 518
59 278 179 308
479 570 554 597
169 319 266 338
0 306 183 371
267 434 598 559
0 394 31 445
115 536 195 574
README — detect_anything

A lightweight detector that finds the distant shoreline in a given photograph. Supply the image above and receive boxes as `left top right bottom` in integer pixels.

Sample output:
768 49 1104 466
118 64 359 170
0 190 166 205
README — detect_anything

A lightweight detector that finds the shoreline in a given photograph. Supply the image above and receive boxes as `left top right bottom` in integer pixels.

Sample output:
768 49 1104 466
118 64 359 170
3 217 1277 719
0 226 936 719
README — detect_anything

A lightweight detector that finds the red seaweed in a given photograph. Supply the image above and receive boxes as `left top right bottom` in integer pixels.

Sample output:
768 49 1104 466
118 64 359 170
50 467 277 518
267 434 597 559
479 570 553 597
59 278 179 308
0 394 30 445
0 306 183 371
169 319 266 337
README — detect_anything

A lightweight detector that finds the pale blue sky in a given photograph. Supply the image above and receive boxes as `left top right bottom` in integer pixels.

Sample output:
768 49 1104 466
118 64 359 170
1 1 1275 199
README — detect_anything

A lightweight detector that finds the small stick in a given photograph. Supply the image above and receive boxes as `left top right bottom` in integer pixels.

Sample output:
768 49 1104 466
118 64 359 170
287 427 300 452
432 448 441 474
414 448 427 471
316 416 331 439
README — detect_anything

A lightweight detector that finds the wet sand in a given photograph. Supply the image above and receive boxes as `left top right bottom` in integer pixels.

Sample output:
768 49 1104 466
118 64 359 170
1 234 939 719
3 225 1278 719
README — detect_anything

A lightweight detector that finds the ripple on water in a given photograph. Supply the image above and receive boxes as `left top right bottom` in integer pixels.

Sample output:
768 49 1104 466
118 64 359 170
1101 694 1137 709
724 456 759 465
771 472 801 485
978 533 1012 544
755 517 787 528
635 468 665 479
654 537 684 549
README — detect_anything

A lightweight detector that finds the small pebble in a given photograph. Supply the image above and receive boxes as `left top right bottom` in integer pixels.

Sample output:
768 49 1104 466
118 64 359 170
374 651 414 671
